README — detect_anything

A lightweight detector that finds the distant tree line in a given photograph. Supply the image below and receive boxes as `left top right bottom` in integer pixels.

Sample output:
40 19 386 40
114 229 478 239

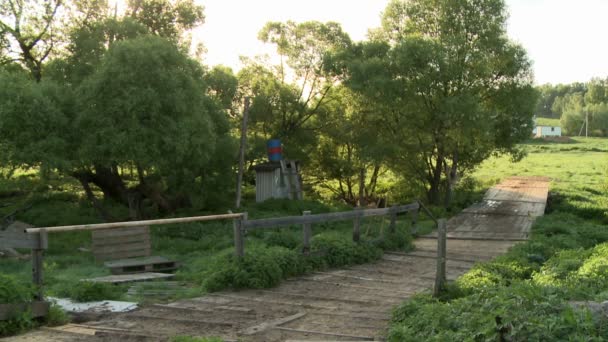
0 0 537 218
536 79 608 136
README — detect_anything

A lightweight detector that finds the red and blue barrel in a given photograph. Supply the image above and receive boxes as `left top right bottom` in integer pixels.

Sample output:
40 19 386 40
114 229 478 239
267 139 283 162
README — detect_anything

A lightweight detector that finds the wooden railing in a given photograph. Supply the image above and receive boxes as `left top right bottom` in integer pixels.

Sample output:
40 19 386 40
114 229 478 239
14 201 449 297
231 202 421 257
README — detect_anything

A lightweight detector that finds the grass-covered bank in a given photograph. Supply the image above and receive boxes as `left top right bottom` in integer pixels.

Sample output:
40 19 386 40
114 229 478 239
388 137 608 340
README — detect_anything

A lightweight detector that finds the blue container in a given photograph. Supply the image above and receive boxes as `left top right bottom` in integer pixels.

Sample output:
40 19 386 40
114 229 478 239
267 139 283 162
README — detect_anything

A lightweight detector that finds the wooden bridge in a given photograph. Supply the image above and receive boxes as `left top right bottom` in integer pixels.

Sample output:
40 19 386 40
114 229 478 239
6 176 550 342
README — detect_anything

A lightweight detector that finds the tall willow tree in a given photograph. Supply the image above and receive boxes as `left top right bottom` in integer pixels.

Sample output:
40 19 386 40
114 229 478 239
0 36 235 219
330 0 537 206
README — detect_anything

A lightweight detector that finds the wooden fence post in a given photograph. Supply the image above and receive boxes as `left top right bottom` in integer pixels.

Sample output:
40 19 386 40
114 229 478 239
353 208 362 242
389 205 397 233
302 211 311 255
433 219 447 297
32 229 48 301
231 211 245 258
411 208 419 235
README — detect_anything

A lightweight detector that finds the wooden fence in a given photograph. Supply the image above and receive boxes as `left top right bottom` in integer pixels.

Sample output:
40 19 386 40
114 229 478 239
17 200 450 297
232 202 421 257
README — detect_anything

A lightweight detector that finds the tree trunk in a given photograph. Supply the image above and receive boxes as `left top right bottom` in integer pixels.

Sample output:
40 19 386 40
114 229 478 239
76 177 115 222
444 152 459 209
367 164 381 199
358 168 366 207
427 155 444 205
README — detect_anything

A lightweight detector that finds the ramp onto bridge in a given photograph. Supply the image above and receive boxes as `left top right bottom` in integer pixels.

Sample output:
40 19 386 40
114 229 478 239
422 176 550 241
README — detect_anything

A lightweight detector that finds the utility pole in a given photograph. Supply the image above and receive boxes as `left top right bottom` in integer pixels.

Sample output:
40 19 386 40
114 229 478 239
235 97 250 209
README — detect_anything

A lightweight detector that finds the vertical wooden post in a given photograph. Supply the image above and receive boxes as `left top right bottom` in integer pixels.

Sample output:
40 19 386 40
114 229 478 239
32 229 48 301
231 211 245 258
235 97 250 209
433 219 447 297
302 211 311 255
411 208 419 235
389 205 397 233
353 208 361 242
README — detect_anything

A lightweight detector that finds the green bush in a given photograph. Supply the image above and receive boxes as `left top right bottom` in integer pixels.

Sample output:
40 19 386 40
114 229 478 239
201 246 306 291
0 275 35 304
389 283 606 341
46 304 69 327
310 233 382 268
0 275 37 337
59 281 126 302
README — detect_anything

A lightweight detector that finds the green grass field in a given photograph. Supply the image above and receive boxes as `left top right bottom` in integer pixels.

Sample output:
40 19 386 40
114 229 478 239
389 138 608 340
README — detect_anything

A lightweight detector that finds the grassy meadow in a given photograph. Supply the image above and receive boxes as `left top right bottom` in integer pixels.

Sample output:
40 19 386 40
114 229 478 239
389 137 608 340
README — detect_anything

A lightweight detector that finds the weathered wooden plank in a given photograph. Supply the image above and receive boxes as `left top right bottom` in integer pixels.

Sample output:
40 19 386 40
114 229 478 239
256 289 387 306
127 313 234 326
216 305 254 313
93 248 152 262
290 278 415 297
274 326 375 341
93 239 150 256
463 199 546 217
210 293 339 311
244 202 419 230
151 303 213 313
0 237 39 249
0 301 49 320
243 312 306 335
92 226 149 238
26 212 244 234
83 272 174 284
104 256 172 268
92 234 152 246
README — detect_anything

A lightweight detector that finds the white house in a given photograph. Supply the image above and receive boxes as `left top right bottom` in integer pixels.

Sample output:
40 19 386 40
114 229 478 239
533 125 562 137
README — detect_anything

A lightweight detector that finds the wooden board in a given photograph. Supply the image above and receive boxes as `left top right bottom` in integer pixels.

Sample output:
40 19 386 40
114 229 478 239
0 301 49 320
92 226 151 262
483 177 550 204
0 230 46 250
104 255 178 275
463 199 546 217
83 272 174 284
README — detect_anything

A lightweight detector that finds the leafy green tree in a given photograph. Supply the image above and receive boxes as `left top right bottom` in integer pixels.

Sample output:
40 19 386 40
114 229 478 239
558 93 585 135
127 0 204 46
308 86 389 205
0 0 63 81
330 0 537 206
0 70 68 172
238 21 352 162
73 35 233 217
0 36 235 219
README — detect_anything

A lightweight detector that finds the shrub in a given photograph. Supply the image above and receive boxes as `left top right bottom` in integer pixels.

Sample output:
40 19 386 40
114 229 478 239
389 283 606 341
0 275 37 337
62 281 126 302
201 246 306 291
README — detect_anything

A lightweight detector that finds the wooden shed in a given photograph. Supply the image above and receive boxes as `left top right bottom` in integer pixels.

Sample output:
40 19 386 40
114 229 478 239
251 160 302 202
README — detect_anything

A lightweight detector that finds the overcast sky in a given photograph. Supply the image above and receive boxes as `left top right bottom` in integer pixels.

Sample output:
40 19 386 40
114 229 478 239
194 0 608 85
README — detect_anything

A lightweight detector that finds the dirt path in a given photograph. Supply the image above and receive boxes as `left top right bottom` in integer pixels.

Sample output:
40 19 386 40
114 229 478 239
7 176 550 342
